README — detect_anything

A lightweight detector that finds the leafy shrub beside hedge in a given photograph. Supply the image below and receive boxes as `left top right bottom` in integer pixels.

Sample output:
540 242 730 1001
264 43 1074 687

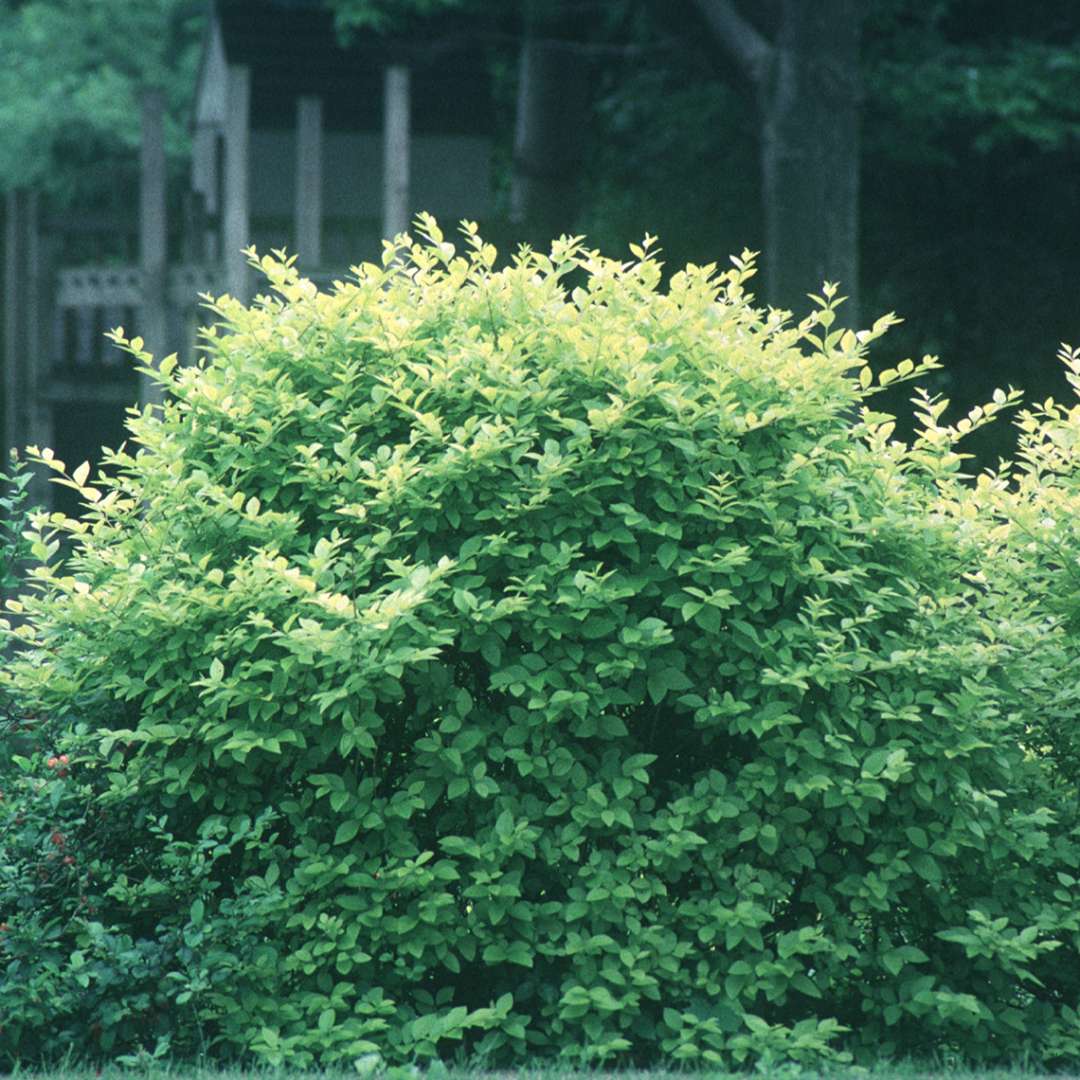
2 218 1080 1069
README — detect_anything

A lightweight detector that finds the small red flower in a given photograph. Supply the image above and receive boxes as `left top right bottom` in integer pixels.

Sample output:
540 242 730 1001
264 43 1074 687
58 754 69 765
51 831 65 847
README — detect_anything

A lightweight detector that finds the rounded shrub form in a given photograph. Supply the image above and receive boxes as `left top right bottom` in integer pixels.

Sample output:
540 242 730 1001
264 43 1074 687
5 218 1080 1068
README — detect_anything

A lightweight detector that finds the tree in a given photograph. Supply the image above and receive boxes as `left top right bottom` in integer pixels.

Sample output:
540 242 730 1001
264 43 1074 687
507 6 592 243
856 0 1080 460
332 0 598 244
691 0 862 319
332 0 863 315
0 0 203 201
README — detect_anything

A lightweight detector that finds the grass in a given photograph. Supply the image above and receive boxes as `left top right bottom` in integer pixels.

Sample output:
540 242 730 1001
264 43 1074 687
9 1064 1079 1080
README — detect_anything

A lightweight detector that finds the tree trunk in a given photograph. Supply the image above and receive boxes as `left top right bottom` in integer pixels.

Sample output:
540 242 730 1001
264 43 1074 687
510 36 589 246
692 0 862 321
759 0 861 320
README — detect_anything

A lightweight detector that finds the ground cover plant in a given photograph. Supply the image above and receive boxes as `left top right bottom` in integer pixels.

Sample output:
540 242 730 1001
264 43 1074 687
6 1066 1076 1080
2 218 1080 1070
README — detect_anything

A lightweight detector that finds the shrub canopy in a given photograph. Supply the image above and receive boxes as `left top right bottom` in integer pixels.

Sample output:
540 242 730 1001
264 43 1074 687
2 218 1080 1069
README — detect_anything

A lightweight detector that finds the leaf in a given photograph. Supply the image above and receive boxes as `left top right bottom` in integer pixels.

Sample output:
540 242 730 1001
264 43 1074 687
657 541 679 570
905 826 929 848
495 809 514 839
790 973 822 998
647 665 694 704
694 606 723 633
743 1014 770 1034
506 941 534 967
354 1053 382 1077
582 616 617 639
911 853 942 884
862 748 889 776
664 1007 684 1028
334 819 361 845
480 636 502 667
881 948 907 976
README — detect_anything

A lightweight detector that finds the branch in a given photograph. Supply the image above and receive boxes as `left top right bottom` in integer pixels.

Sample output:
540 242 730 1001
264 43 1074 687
691 0 774 88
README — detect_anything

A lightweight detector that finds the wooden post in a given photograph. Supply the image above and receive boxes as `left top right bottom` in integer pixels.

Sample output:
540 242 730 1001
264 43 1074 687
4 189 32 459
295 95 323 270
139 87 168 409
223 64 251 301
191 123 219 262
382 65 411 240
4 188 53 508
510 38 588 243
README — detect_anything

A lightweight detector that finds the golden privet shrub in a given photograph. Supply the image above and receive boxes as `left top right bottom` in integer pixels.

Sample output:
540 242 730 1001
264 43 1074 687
3 218 1079 1069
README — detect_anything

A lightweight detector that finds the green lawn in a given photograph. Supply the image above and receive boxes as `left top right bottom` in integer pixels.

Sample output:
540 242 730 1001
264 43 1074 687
11 1066 1077 1080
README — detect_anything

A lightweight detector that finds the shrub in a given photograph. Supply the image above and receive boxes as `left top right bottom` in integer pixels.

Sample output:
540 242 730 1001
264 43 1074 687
0 455 233 1064
3 218 1079 1069
0 452 33 595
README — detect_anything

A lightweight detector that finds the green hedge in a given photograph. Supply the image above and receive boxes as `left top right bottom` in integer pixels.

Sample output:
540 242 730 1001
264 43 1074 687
2 218 1079 1069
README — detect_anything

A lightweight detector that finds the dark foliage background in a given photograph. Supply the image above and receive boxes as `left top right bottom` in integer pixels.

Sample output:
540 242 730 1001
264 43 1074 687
1 0 1078 466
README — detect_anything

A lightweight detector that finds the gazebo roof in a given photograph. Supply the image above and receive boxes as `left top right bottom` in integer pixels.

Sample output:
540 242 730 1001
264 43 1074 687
195 0 494 134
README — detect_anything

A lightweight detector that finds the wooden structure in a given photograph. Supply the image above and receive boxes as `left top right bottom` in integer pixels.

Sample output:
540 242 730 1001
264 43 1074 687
3 0 495 508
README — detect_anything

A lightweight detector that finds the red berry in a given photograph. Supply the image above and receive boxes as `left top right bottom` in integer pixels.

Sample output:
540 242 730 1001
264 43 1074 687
47 757 58 768
58 754 69 765
51 831 65 846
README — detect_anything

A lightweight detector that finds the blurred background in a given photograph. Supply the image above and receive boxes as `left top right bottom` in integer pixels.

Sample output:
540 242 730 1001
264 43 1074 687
1 0 1078 516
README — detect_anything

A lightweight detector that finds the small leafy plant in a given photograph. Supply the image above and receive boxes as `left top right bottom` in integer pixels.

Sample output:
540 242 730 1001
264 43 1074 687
0 451 33 594
2 217 1079 1069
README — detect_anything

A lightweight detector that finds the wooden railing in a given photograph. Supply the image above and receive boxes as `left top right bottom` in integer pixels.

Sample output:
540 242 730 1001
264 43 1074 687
49 264 221 396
